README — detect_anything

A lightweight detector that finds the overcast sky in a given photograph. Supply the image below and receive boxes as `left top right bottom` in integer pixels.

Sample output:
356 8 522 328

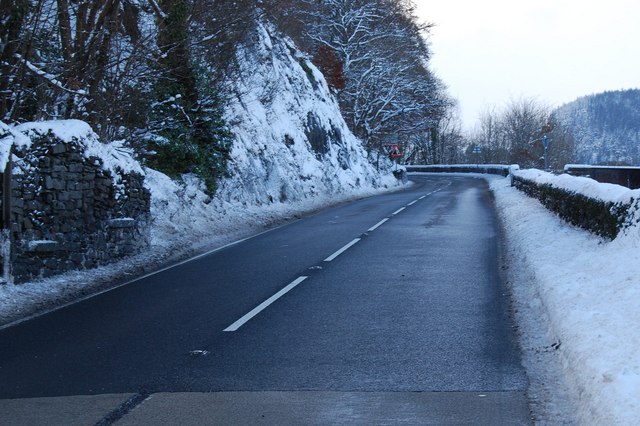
414 0 640 131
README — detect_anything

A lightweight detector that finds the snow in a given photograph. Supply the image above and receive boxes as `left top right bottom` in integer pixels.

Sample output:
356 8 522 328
14 120 95 144
514 168 639 205
4 120 143 177
0 121 32 173
218 21 396 205
491 175 640 425
84 139 144 176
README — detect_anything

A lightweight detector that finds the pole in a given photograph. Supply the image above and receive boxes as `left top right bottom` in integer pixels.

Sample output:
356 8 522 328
543 135 549 171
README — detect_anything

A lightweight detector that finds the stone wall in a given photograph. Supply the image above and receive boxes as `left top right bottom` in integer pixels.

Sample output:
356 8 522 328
3 124 150 283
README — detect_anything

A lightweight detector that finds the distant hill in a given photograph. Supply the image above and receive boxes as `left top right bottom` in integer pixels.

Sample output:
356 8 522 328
552 89 640 166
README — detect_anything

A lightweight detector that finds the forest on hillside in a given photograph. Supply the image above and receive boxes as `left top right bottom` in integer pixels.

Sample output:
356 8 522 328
1 0 454 191
552 89 640 166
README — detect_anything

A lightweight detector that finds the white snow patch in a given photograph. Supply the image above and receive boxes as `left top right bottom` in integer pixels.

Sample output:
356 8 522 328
491 175 640 425
0 121 32 173
14 120 95 144
7 120 143 177
84 139 144 176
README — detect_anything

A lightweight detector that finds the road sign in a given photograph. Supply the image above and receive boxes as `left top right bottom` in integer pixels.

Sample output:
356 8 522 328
384 143 402 158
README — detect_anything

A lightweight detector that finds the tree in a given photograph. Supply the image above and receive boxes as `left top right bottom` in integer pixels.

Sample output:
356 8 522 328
145 0 232 193
0 1 145 126
404 100 463 165
273 0 449 165
469 97 575 170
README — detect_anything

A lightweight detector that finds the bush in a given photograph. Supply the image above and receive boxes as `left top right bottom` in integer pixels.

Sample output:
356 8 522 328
512 176 630 239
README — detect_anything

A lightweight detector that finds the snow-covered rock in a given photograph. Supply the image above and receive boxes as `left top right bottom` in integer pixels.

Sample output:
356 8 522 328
216 21 394 206
146 21 400 249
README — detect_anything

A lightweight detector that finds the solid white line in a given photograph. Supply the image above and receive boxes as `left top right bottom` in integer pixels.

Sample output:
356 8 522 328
368 218 389 232
407 200 418 206
224 276 308 332
392 207 406 215
324 238 361 262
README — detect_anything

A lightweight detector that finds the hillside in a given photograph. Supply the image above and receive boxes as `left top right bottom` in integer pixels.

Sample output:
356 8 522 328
552 89 640 165
149 21 400 246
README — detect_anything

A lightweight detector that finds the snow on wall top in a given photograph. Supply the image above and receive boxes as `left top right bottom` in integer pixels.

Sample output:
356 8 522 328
514 168 639 204
2 120 143 176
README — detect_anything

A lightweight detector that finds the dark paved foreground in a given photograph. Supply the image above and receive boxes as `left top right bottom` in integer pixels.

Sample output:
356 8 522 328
0 391 531 425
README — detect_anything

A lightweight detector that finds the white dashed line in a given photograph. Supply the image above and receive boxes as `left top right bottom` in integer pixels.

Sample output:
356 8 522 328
324 238 361 262
392 207 405 215
224 276 308 332
418 195 426 200
368 218 389 232
407 200 418 206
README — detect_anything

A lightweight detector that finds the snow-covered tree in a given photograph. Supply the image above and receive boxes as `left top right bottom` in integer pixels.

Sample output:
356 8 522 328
275 0 450 163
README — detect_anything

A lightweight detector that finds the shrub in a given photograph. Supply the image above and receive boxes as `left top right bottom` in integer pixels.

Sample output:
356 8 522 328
512 176 630 239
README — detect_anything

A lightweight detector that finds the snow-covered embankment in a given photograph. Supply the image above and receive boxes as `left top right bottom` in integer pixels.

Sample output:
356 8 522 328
0 21 401 325
491 171 640 424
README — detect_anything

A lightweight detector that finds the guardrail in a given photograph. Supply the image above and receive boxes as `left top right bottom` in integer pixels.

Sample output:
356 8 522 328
404 164 512 176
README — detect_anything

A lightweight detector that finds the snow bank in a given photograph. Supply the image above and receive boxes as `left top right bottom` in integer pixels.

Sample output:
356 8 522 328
491 176 640 425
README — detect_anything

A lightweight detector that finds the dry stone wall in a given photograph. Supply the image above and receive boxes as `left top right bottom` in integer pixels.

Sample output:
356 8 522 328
1 122 150 283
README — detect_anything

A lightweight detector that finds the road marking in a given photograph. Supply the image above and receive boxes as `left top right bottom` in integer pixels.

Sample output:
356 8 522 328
418 195 426 200
224 276 308 332
324 238 361 262
407 200 418 206
392 207 405 215
0 222 299 332
368 218 389 232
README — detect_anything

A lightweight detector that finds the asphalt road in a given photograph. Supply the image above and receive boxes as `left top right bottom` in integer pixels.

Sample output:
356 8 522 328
0 174 530 424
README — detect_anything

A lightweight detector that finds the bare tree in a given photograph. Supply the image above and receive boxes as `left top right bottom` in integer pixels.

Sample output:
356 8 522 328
281 0 447 163
469 97 575 169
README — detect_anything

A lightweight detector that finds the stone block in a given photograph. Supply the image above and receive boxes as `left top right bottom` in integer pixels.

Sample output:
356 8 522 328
42 268 59 278
51 143 67 154
68 163 84 173
43 258 60 269
67 181 81 191
53 179 65 191
108 218 136 229
26 240 61 253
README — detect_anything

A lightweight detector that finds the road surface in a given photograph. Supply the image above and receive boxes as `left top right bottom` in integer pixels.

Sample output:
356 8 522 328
0 174 530 425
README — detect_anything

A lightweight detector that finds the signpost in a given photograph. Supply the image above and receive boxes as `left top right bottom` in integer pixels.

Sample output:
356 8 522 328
383 135 402 172
542 135 550 171
472 146 481 165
